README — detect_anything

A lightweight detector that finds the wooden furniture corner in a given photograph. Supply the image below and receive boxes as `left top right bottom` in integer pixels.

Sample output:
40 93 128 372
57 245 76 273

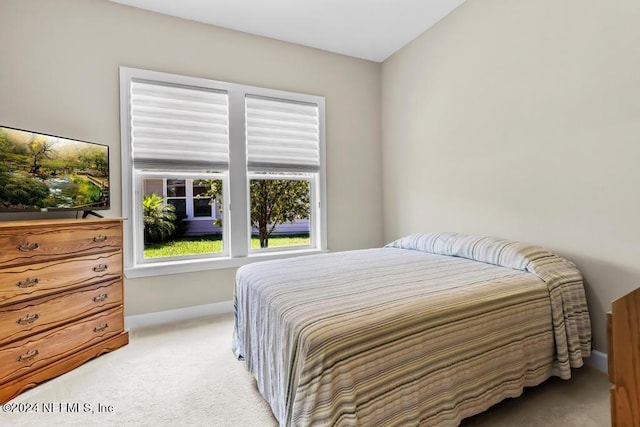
608 287 640 427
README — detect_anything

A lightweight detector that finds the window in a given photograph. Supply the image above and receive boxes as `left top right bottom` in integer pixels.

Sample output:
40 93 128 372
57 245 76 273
245 95 320 252
165 179 186 218
120 67 326 277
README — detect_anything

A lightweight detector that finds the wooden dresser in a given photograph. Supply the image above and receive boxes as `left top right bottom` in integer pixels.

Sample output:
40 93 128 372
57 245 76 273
0 218 129 403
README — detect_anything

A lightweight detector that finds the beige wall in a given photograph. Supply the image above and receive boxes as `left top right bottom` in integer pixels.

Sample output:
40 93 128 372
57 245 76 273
0 0 382 315
381 0 640 352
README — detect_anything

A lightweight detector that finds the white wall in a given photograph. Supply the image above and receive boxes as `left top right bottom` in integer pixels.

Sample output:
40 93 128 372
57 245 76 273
0 0 382 315
381 0 640 352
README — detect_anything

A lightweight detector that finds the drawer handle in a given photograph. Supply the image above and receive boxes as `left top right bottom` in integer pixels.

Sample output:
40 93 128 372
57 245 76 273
17 277 40 288
18 242 40 252
17 313 40 325
17 349 39 362
93 323 109 333
93 293 108 302
93 264 108 272
93 235 108 242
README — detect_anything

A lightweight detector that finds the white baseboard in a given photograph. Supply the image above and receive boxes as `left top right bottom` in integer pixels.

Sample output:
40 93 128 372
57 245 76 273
585 350 608 374
125 300 233 330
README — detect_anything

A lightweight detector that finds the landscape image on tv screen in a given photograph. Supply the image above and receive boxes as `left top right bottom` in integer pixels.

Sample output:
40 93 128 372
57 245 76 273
0 126 109 212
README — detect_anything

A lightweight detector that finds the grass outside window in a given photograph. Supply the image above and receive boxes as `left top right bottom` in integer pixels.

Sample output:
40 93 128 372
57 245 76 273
144 235 310 258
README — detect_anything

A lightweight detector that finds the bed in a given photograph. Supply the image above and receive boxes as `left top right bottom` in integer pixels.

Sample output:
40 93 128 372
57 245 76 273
232 232 591 426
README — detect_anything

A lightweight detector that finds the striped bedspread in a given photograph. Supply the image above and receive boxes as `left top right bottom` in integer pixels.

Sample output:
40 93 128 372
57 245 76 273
232 232 591 426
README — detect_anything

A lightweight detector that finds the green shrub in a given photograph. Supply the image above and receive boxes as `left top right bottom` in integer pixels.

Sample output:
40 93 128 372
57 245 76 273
143 193 177 243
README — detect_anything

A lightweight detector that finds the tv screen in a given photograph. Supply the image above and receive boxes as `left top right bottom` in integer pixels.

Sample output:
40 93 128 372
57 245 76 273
0 126 109 212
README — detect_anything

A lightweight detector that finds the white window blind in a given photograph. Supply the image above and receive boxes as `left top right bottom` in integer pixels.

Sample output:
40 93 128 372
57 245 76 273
246 95 319 172
130 80 229 171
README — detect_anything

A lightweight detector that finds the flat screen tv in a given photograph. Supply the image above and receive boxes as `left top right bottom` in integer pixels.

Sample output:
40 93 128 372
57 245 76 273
0 126 109 214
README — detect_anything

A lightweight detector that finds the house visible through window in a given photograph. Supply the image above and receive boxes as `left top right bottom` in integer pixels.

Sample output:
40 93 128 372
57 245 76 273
120 67 326 277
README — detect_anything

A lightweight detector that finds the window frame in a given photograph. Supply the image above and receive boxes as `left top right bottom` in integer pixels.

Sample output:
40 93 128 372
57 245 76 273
120 67 327 278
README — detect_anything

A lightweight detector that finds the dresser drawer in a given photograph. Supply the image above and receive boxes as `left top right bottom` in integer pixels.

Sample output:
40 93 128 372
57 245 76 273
0 251 122 306
0 306 124 384
0 221 122 267
0 279 123 346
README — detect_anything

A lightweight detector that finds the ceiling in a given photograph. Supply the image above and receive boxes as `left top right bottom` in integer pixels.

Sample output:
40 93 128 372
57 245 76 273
109 0 466 62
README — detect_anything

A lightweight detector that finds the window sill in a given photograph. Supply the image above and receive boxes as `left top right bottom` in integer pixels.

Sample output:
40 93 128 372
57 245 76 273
124 248 329 279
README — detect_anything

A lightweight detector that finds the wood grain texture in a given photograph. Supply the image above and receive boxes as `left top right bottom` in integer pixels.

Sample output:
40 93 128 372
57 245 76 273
0 220 122 268
0 331 128 404
0 279 123 345
609 288 640 427
0 307 124 384
0 251 122 306
0 218 128 404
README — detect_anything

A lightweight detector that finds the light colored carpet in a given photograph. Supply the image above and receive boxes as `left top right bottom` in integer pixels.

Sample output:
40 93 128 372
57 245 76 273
5 313 610 426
